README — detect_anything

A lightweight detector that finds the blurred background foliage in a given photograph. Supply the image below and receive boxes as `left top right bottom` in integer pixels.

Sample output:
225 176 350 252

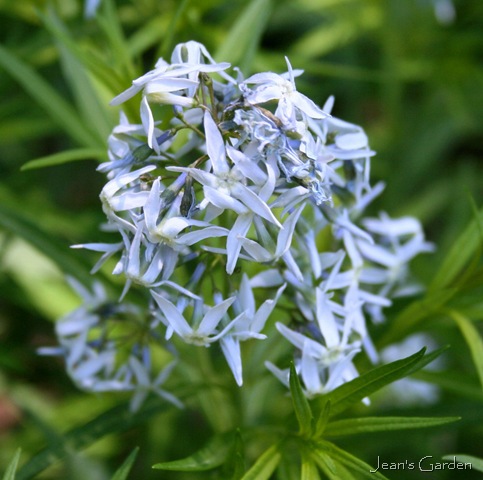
0 0 482 478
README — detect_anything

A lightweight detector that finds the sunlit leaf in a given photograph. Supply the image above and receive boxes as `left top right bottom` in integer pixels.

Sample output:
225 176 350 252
450 310 483 389
324 416 460 436
241 443 281 480
2 449 21 480
215 0 272 73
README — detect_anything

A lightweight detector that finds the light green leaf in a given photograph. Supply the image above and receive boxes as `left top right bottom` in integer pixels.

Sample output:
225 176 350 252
152 433 232 471
16 398 169 480
442 454 483 473
2 449 21 480
321 348 428 418
311 452 354 480
241 444 281 480
215 0 272 73
324 416 460 436
289 362 313 436
301 452 321 480
21 148 106 170
450 310 483 389
0 44 99 147
111 447 139 480
430 206 483 293
316 440 389 480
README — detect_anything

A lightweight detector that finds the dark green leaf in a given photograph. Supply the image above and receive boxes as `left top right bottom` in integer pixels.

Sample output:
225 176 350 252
240 444 281 480
2 449 21 480
111 447 139 480
321 348 427 418
17 398 169 480
289 362 313 436
152 433 232 471
324 416 460 436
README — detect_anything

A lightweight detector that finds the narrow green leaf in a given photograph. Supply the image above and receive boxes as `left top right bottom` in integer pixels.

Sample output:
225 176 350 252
241 444 281 480
301 452 321 480
316 440 389 480
17 397 169 480
442 454 483 472
311 452 355 480
21 148 106 170
159 0 191 58
289 362 313 436
111 447 139 480
0 44 99 147
430 206 483 293
450 310 483 389
215 0 272 72
403 346 450 377
324 416 460 436
0 204 93 286
230 429 245 480
322 348 427 418
152 434 231 471
313 400 331 439
2 449 21 480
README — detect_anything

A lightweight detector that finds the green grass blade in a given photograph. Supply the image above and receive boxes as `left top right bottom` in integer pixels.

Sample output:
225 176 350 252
215 0 272 73
0 44 99 147
289 362 313 436
442 454 483 472
111 447 139 480
240 443 281 480
16 398 169 480
324 416 460 436
450 310 483 389
152 433 232 471
21 148 106 170
2 449 21 480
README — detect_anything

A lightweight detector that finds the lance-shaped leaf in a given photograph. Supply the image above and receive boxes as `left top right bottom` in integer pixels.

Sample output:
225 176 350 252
324 416 460 437
152 434 232 471
21 148 106 171
289 362 313 436
111 447 139 480
313 400 331 439
314 440 389 480
450 310 483 389
320 347 442 418
241 444 282 480
301 451 321 480
311 452 355 480
2 449 21 480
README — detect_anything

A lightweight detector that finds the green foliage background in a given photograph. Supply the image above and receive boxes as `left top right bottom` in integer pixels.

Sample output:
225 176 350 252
0 0 482 478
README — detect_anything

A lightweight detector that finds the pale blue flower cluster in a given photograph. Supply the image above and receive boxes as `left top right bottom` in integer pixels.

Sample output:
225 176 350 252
44 41 433 409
